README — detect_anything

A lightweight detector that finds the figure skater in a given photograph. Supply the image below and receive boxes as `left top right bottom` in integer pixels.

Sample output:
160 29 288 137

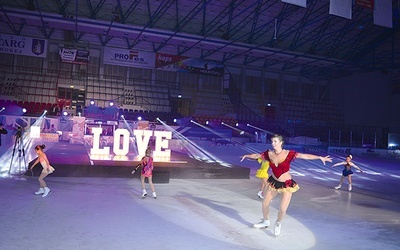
29 144 55 197
241 134 332 236
332 154 363 191
256 158 270 199
131 147 157 199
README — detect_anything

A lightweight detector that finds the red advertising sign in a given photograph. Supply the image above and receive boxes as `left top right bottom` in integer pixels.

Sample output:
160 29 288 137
356 0 374 10
155 52 224 76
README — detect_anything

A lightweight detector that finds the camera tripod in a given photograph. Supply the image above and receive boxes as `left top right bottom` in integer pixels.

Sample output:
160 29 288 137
8 132 27 176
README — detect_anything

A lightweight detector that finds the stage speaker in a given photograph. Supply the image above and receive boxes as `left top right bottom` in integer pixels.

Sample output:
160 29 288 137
146 170 170 183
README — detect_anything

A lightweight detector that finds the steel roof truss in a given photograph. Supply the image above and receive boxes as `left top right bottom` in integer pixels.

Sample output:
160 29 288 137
0 4 25 35
114 0 142 24
33 0 55 39
264 4 301 48
179 0 236 55
287 0 320 50
146 0 175 28
54 0 71 16
197 2 285 60
200 0 240 36
86 0 106 19
155 0 210 52
325 8 366 58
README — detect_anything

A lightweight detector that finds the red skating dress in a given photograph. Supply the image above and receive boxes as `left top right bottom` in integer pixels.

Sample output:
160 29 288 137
140 156 154 177
261 150 300 193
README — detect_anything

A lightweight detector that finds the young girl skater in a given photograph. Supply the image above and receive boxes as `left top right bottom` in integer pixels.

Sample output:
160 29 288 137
332 154 363 191
29 144 55 197
256 158 270 199
131 147 157 199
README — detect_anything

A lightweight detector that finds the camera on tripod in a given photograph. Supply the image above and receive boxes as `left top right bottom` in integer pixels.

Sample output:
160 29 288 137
15 126 23 138
9 126 27 175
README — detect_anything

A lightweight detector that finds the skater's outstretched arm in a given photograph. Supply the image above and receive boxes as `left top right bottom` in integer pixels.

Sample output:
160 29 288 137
350 162 363 173
131 164 141 174
331 161 346 168
297 153 332 165
240 153 261 162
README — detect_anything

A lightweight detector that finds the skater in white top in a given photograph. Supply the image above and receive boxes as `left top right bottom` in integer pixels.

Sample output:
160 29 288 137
29 144 55 197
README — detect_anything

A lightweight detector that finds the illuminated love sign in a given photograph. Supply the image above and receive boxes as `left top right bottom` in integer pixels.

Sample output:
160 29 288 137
90 127 172 158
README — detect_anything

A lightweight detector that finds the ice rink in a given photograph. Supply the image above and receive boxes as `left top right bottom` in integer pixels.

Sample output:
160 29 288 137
1 143 400 250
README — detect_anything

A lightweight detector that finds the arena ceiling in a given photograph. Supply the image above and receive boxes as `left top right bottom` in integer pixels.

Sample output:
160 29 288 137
0 0 399 81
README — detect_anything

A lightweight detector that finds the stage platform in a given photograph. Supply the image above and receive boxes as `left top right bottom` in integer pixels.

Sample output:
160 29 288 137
25 142 250 181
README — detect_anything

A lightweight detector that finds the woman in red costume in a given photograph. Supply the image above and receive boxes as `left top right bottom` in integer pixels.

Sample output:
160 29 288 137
241 134 332 236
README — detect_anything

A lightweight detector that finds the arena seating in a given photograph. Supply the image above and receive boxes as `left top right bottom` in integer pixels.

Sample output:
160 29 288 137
0 99 59 116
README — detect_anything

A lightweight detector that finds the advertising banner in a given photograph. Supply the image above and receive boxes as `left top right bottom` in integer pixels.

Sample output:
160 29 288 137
59 48 89 64
0 33 47 58
355 0 374 10
155 52 224 76
155 52 189 71
103 47 155 69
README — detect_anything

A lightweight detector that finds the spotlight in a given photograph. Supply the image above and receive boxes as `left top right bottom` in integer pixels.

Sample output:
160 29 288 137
109 101 114 107
173 118 177 123
221 122 224 125
0 107 5 112
206 121 209 125
22 108 27 113
178 94 182 98
137 116 142 121
236 123 238 127
44 110 47 114
240 131 244 135
63 111 68 116
121 115 124 118
90 100 95 105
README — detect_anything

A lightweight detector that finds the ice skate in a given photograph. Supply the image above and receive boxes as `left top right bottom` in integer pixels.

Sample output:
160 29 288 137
334 184 341 190
348 184 352 191
141 190 147 199
257 191 264 199
253 219 270 228
35 188 44 195
42 187 51 197
152 192 157 199
274 221 282 236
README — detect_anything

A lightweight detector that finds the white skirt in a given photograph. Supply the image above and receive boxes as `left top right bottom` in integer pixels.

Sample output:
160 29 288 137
41 165 55 174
